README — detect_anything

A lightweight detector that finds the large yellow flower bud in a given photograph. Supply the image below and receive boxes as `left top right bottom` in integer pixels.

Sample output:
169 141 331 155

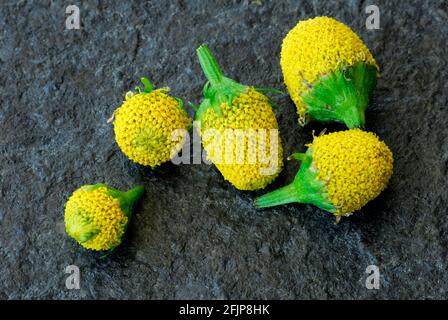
112 78 191 167
281 16 379 128
255 129 393 222
195 45 283 190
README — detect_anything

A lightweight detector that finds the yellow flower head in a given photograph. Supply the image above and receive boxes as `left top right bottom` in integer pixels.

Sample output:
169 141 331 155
195 45 283 190
310 129 393 216
201 88 283 190
280 16 378 126
64 184 143 251
113 78 191 167
256 129 393 221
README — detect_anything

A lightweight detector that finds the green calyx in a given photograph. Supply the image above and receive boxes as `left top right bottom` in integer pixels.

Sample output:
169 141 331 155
103 184 144 254
104 184 145 219
302 62 378 128
195 44 247 122
254 152 335 213
68 184 144 246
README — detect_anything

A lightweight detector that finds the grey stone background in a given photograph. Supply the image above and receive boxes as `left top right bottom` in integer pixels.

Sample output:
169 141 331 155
0 0 447 299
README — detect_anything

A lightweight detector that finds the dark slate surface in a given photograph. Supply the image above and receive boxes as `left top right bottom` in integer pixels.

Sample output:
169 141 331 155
1 0 447 299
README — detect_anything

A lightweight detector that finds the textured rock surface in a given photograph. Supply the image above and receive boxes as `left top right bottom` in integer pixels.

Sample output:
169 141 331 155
1 0 447 299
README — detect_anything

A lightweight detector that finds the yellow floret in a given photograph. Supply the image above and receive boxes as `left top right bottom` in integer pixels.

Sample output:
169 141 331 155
113 89 191 167
64 187 128 251
309 129 393 216
280 16 378 119
200 88 283 190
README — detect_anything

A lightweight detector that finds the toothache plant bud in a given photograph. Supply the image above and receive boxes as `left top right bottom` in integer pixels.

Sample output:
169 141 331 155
195 44 284 190
255 129 393 223
281 16 379 128
111 77 192 167
64 184 144 251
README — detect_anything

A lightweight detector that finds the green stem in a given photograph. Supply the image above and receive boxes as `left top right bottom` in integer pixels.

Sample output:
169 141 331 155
197 44 224 87
255 183 299 208
195 44 246 122
141 77 153 93
106 185 144 218
255 152 336 212
123 186 145 205
121 186 144 218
